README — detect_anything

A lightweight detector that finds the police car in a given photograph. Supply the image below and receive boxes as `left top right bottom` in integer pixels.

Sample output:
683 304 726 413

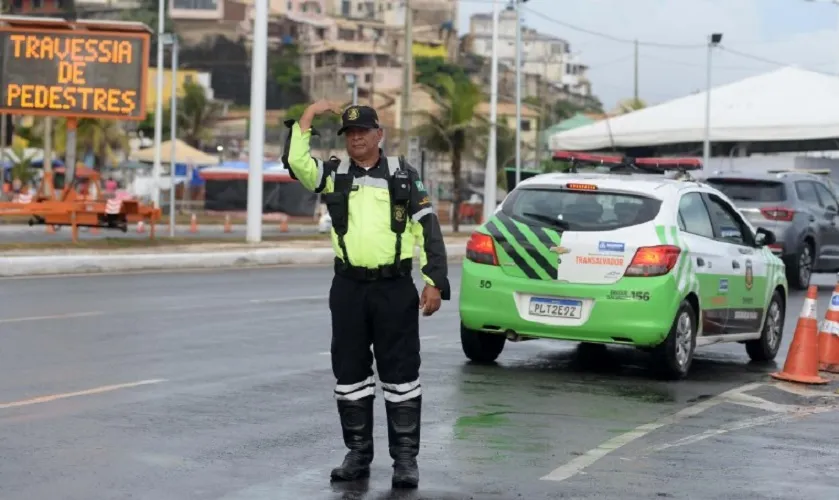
458 152 788 379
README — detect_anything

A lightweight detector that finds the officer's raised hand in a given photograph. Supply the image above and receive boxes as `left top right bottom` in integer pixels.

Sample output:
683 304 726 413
420 285 442 316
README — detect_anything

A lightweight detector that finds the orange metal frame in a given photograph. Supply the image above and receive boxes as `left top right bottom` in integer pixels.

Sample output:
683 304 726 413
0 165 161 243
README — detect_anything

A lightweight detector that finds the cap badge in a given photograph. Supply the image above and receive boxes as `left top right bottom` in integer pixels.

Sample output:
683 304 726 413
347 107 359 121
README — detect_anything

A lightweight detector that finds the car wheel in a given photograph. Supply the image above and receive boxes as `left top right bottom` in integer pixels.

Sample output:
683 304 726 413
745 290 785 362
786 242 813 290
651 301 697 380
460 323 506 364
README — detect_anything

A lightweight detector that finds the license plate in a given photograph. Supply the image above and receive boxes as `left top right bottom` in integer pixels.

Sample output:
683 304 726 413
529 297 583 319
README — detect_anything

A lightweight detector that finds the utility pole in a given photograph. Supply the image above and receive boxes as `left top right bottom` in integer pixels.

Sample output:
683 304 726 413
370 35 379 106
514 0 523 186
633 39 639 102
483 0 500 223
400 0 413 156
152 0 165 208
246 0 269 243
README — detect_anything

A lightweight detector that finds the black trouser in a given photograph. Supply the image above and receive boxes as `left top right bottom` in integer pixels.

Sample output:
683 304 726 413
329 272 421 403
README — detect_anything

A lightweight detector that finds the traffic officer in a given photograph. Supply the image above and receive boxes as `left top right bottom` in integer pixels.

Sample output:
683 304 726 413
282 100 450 489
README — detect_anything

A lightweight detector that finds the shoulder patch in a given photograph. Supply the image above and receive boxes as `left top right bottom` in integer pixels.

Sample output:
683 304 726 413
415 179 426 191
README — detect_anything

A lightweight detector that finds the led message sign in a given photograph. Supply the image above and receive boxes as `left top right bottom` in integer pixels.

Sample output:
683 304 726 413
0 27 149 120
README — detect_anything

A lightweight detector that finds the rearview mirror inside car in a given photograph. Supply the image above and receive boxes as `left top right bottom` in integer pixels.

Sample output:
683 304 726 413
755 227 776 247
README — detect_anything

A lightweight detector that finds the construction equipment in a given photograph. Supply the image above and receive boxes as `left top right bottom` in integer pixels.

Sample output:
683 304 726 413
0 166 161 243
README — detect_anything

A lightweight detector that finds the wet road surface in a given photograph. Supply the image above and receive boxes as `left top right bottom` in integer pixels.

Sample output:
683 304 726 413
1 267 838 499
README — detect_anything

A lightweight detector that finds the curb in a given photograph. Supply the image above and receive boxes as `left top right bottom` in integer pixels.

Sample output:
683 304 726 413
0 245 467 277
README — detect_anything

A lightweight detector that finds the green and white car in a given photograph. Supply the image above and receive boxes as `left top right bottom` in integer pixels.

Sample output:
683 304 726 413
459 157 788 379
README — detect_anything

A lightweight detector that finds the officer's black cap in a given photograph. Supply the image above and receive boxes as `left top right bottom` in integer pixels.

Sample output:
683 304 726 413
337 106 380 135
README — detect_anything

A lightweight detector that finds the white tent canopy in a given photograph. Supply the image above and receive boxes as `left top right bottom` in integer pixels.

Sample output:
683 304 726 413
131 139 219 165
549 67 839 151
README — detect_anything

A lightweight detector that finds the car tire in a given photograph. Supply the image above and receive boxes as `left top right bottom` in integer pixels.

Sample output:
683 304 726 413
651 300 698 380
745 290 785 362
460 323 506 364
785 241 813 290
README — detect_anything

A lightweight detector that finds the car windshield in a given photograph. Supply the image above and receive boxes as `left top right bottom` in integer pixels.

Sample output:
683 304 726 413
506 188 662 231
704 178 786 202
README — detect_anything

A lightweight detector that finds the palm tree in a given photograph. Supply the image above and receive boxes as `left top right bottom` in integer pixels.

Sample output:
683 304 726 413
414 74 484 231
9 144 36 186
178 81 224 147
52 118 129 170
474 121 518 190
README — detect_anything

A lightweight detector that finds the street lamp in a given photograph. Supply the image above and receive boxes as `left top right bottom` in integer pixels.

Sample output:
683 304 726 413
160 32 179 238
483 0 501 223
512 0 528 187
346 74 358 106
703 32 723 169
151 0 166 209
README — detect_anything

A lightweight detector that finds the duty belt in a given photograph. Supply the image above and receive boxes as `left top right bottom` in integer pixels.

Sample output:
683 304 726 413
335 258 413 281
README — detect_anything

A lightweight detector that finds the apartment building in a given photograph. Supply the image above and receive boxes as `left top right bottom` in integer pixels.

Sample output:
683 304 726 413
467 10 589 96
7 0 72 15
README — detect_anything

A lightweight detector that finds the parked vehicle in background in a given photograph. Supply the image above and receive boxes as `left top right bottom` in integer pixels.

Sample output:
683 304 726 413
767 169 839 196
703 171 839 289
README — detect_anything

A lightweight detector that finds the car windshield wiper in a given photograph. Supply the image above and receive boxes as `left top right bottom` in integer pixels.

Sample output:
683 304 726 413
521 212 571 230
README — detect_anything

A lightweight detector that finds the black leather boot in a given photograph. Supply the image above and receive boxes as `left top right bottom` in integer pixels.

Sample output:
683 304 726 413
385 396 421 489
330 396 374 482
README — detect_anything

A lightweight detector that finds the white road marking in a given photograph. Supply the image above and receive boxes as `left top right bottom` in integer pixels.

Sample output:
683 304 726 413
0 311 104 324
249 295 328 304
420 335 438 340
634 402 839 457
0 379 166 410
318 351 331 356
540 382 764 482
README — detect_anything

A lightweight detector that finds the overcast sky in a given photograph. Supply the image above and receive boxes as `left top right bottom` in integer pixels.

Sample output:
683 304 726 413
457 0 839 110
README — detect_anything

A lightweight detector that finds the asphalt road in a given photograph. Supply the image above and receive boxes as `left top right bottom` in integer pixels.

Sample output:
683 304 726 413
1 266 838 499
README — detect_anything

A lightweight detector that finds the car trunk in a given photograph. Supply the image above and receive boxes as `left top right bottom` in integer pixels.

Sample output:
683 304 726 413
703 178 788 225
484 184 662 284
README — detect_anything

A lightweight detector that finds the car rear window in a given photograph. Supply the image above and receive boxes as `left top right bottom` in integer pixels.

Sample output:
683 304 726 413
505 188 663 231
704 178 786 202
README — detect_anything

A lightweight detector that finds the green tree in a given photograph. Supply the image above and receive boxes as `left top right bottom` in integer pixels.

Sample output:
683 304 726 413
415 56 472 94
271 44 303 94
9 144 36 185
414 74 484 231
52 118 129 170
615 97 647 114
474 121 517 190
283 103 343 150
178 81 225 147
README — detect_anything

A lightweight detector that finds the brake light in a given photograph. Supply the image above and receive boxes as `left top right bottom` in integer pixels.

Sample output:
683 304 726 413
466 232 499 266
566 183 598 191
760 206 795 221
625 245 681 277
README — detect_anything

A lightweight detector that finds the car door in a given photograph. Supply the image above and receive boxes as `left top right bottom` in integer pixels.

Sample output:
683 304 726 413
795 180 832 267
676 191 729 336
702 192 767 335
812 181 839 266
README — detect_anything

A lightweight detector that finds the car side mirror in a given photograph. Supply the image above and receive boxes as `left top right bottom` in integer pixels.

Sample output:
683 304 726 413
755 227 776 247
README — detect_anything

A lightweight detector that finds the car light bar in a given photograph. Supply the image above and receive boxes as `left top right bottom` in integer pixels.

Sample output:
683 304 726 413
552 150 703 171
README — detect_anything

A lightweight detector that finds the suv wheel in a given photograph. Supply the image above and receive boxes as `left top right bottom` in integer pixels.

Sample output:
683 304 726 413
786 242 813 290
745 290 785 362
461 323 506 363
651 301 697 380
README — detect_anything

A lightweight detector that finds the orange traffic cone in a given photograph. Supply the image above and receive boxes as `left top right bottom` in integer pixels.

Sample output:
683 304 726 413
771 285 828 384
190 213 198 233
137 221 145 234
818 284 839 373
223 214 232 233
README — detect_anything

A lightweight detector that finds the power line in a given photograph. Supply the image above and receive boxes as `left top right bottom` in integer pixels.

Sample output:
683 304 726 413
717 46 833 75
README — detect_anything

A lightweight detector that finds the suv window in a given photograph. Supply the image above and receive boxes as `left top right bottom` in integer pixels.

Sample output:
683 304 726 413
704 178 786 202
677 192 714 238
795 181 821 206
705 193 753 246
813 182 839 211
505 187 662 232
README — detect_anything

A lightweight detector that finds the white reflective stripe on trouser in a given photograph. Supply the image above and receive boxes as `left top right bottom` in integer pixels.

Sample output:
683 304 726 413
381 379 421 403
334 375 376 401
